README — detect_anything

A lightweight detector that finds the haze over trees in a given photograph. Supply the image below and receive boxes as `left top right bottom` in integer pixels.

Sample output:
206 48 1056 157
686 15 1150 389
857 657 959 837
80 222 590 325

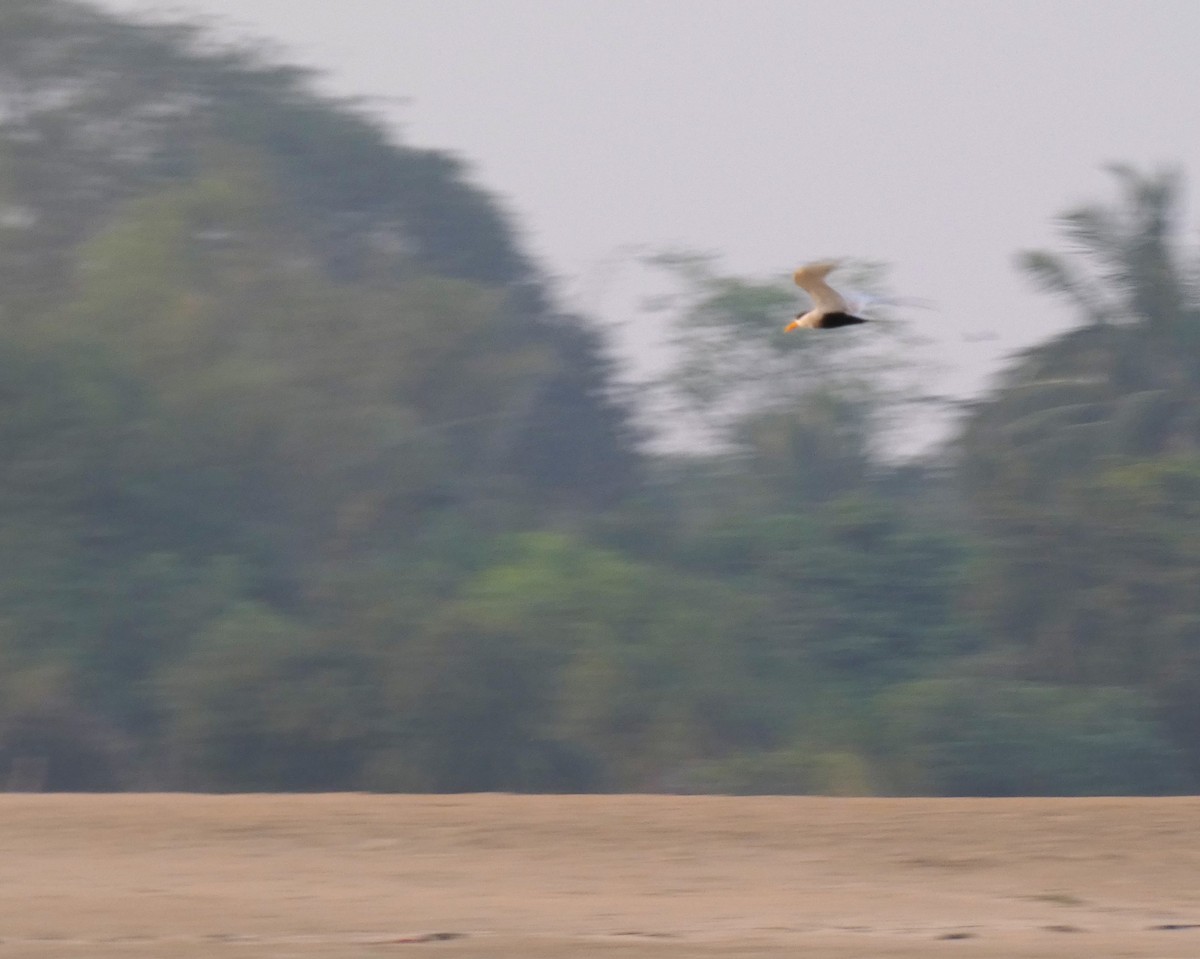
0 1 1196 794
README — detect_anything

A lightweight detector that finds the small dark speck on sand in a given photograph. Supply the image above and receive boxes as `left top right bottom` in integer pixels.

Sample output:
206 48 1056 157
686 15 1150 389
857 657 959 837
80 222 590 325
381 932 466 944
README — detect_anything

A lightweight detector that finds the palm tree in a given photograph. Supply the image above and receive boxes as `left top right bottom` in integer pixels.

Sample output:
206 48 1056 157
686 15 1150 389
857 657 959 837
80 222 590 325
966 166 1200 502
960 165 1200 698
1016 165 1189 333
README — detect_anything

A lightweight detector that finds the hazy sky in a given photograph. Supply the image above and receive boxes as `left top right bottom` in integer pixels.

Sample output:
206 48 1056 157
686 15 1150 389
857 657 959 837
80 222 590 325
95 0 1200 403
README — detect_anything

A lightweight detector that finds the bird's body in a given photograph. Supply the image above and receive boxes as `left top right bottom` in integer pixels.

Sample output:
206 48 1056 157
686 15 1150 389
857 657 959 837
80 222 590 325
784 261 868 331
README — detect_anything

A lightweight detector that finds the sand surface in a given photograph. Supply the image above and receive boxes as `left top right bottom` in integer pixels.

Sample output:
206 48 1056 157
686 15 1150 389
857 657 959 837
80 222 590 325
1 794 1199 958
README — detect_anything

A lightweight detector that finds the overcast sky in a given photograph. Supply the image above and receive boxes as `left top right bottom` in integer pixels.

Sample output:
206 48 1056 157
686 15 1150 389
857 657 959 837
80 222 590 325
96 0 1200 405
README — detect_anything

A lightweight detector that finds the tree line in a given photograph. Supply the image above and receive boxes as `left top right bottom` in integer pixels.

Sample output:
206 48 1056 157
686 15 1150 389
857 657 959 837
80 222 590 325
0 1 1196 794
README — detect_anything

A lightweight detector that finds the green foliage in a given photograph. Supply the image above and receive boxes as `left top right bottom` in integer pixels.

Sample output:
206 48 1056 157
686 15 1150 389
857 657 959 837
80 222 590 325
879 679 1187 795
1015 165 1185 330
681 747 876 796
645 252 923 452
957 166 1200 777
381 601 580 792
162 603 381 790
0 634 140 790
3 3 1199 796
674 495 970 682
0 0 643 792
406 533 773 790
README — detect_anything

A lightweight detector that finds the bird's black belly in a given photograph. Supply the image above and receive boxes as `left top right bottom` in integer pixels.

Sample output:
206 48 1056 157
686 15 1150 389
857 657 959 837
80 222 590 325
820 312 868 329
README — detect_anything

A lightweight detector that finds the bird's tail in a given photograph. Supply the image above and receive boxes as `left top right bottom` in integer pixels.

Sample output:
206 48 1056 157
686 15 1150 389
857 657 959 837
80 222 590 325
844 293 935 317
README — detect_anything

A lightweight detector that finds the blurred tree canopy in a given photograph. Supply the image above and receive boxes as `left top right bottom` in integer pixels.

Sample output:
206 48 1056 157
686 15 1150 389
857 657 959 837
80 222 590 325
0 2 1196 794
959 165 1200 781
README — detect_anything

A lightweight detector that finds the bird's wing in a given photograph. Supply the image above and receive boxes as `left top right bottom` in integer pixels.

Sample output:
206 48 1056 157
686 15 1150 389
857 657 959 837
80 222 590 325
793 261 848 313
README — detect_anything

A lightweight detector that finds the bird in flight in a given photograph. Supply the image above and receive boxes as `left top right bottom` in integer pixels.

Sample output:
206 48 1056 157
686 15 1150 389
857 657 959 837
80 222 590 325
784 260 867 331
